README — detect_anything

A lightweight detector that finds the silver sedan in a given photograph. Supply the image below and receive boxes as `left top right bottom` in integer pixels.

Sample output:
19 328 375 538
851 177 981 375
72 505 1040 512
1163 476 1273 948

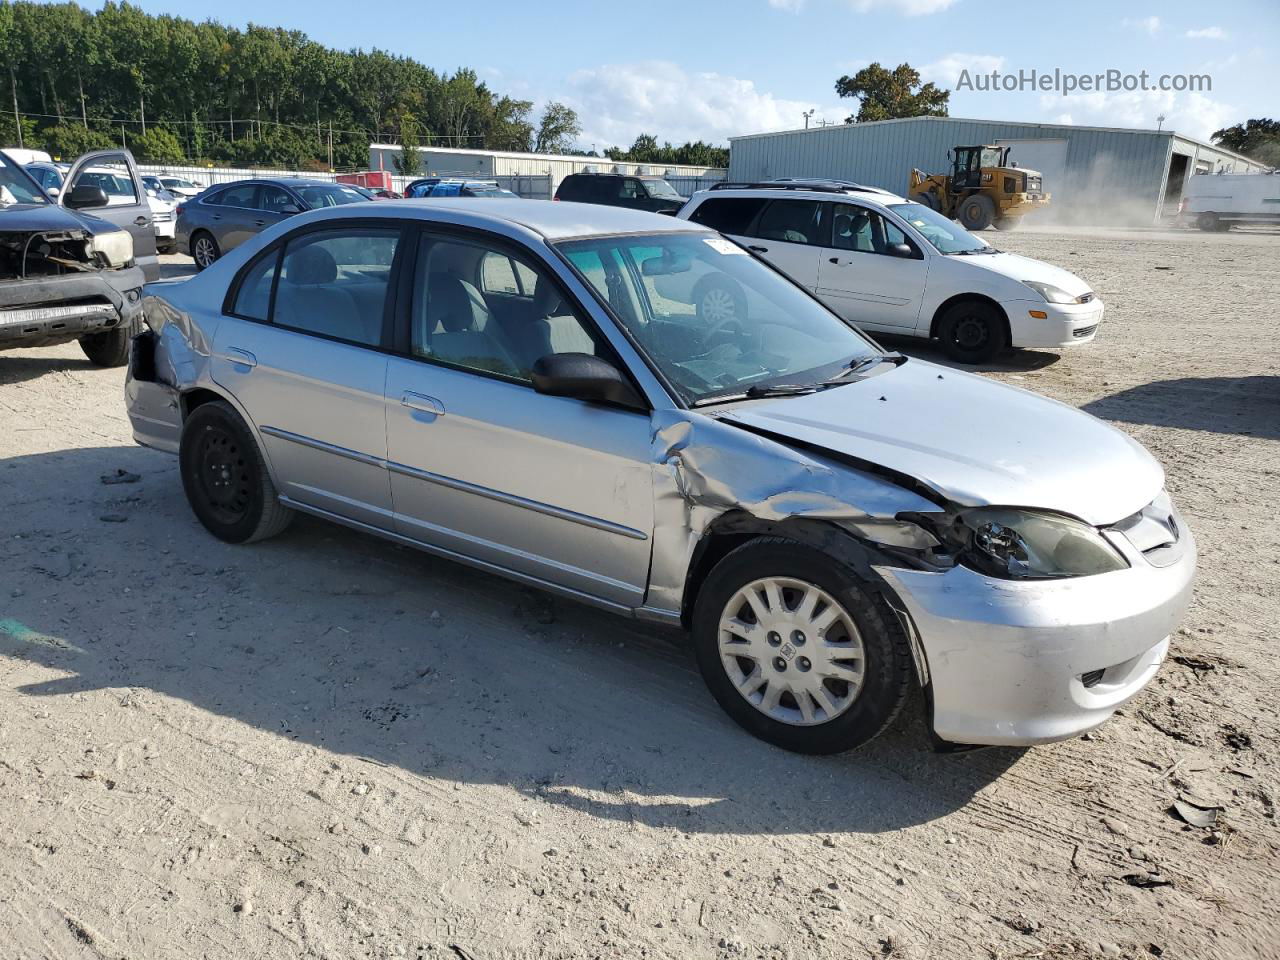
125 199 1195 754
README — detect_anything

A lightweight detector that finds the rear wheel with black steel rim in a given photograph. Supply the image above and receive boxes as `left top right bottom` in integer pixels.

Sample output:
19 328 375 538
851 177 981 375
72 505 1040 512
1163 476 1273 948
937 299 1008 364
179 400 293 543
692 537 913 754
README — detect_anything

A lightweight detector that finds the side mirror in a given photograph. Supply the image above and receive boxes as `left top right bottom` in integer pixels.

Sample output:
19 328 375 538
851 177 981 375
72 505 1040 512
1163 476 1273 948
531 353 644 409
47 186 60 197
65 184 109 209
887 243 917 259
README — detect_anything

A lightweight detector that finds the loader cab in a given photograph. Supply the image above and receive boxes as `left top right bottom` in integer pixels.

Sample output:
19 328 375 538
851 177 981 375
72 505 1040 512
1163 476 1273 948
950 146 1009 191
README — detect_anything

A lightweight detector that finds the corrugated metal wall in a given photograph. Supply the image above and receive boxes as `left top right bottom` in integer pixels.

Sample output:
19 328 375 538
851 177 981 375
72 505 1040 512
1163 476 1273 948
727 118 1192 225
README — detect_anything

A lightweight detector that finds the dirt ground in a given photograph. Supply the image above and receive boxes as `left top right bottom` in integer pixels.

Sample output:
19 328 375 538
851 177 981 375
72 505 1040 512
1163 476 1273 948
1 227 1277 960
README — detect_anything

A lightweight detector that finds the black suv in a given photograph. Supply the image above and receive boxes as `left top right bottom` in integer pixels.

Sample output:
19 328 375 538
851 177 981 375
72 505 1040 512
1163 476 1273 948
553 173 684 213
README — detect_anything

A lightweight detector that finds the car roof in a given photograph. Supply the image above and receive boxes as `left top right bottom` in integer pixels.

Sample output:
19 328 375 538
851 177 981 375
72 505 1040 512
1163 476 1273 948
303 197 713 240
567 172 668 180
692 185 911 206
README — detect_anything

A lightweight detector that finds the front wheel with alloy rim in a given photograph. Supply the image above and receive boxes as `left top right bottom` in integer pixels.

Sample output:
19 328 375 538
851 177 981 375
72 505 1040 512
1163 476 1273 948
179 400 294 543
191 231 220 271
692 537 914 754
936 299 1008 364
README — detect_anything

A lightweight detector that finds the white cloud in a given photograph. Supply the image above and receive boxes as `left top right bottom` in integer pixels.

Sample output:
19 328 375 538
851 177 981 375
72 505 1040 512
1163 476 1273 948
919 52 1005 88
767 0 806 11
1038 89 1234 140
561 61 845 148
1185 26 1227 39
1121 15 1161 35
846 0 957 13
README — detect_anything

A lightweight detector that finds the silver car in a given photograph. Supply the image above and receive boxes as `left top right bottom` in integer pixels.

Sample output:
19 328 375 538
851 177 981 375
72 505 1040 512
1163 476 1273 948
125 200 1195 754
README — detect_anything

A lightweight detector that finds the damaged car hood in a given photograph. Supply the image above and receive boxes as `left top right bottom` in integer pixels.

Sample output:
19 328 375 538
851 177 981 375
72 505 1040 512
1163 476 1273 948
0 202 100 234
717 360 1163 526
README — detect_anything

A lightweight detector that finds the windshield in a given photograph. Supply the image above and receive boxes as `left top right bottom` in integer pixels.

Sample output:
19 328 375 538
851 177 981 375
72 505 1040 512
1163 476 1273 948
643 179 681 200
980 147 1006 167
556 232 879 405
0 156 49 205
295 184 368 208
888 203 989 254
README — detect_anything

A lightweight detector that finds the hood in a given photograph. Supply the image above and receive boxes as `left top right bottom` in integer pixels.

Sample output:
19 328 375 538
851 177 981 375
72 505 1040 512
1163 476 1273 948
0 202 101 233
959 251 1092 297
719 359 1162 526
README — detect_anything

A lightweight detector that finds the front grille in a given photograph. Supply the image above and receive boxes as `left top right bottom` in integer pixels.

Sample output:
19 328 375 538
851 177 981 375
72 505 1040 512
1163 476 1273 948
1081 669 1105 688
1073 324 1098 339
1026 175 1042 192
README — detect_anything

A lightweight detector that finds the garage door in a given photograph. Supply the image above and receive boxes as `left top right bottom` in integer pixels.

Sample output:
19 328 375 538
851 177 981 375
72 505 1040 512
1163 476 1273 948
996 138 1068 217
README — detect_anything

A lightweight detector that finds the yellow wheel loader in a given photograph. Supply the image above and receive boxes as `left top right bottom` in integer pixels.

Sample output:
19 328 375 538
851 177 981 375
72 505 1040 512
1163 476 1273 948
908 145 1051 231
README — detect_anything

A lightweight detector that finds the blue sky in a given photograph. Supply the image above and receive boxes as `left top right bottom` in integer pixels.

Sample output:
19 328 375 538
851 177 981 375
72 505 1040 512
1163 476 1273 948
114 0 1278 146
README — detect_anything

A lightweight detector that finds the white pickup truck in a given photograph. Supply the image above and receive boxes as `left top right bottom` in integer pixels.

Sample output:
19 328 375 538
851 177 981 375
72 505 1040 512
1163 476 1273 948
1181 171 1280 231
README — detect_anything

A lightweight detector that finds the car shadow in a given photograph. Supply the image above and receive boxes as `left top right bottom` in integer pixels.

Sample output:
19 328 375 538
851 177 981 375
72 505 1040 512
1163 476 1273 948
874 333 1062 373
0 351 99 386
1083 376 1280 441
1 444 1027 837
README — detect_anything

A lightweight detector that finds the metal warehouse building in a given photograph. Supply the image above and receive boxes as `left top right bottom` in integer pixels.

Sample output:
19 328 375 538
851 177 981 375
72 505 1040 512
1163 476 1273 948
368 145 726 198
728 116 1268 225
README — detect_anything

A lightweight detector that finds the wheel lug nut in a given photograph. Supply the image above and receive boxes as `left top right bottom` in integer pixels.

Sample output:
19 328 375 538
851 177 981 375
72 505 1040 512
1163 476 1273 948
797 657 811 671
792 630 806 646
767 631 781 647
773 657 787 672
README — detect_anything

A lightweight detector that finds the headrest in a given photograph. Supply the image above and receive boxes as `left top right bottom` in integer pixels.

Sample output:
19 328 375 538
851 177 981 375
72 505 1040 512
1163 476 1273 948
532 275 564 317
287 246 337 285
427 273 474 332
834 213 852 236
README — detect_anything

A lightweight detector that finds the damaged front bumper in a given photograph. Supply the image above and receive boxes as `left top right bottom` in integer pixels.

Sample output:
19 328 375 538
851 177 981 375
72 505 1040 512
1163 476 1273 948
877 522 1195 746
0 267 145 350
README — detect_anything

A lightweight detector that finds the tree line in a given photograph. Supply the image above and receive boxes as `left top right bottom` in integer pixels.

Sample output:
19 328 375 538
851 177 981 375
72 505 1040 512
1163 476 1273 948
0 1 719 172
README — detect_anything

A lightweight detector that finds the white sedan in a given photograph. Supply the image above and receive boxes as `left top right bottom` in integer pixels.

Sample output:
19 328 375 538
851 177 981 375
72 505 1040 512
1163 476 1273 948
677 183 1103 363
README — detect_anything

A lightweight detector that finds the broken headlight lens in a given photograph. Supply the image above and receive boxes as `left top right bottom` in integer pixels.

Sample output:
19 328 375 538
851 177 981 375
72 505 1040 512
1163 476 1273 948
949 508 1128 580
1022 281 1077 305
88 230 133 268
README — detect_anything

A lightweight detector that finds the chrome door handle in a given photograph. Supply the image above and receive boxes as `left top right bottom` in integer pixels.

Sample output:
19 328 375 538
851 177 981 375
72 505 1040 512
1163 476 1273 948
223 347 257 368
401 391 445 416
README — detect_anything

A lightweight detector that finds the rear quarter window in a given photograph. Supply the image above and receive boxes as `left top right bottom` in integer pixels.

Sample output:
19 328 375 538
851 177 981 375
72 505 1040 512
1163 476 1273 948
689 197 768 235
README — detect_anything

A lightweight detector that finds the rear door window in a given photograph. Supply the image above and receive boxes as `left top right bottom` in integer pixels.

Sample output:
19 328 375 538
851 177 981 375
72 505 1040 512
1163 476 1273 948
218 184 259 209
754 199 823 245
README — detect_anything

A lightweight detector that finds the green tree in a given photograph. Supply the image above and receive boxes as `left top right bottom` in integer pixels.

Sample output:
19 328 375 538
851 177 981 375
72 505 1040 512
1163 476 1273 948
40 122 116 159
132 126 184 162
394 111 422 176
1212 119 1280 166
835 63 949 123
534 101 581 154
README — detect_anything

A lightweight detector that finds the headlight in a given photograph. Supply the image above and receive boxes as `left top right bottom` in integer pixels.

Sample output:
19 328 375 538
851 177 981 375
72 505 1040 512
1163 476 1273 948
1023 280 1077 305
89 230 133 268
945 507 1128 580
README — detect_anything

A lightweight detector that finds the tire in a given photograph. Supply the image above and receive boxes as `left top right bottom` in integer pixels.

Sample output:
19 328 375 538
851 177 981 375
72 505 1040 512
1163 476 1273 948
1196 212 1219 232
958 194 995 231
79 318 141 367
157 241 175 255
179 400 294 544
691 537 913 755
694 275 747 326
916 191 941 213
191 231 220 271
937 299 1008 364
993 216 1021 231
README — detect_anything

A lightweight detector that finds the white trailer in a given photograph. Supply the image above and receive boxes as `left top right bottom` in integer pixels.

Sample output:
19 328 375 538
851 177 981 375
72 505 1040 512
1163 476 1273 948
1182 171 1280 231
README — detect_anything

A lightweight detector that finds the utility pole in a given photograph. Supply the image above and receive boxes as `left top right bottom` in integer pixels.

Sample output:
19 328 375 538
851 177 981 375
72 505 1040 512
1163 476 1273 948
9 68 22 148
140 94 146 135
327 120 333 170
